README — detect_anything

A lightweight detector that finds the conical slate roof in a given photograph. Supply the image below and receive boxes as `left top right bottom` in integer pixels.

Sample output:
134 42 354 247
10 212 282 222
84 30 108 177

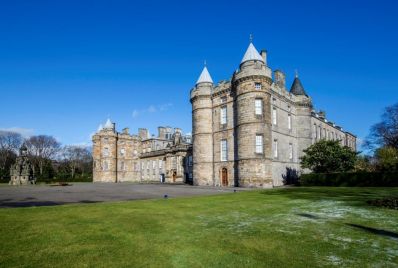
290 76 308 96
196 66 213 85
241 43 264 64
104 119 113 129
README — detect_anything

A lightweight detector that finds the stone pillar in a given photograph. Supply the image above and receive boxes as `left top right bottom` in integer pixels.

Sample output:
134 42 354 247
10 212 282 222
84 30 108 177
190 82 214 186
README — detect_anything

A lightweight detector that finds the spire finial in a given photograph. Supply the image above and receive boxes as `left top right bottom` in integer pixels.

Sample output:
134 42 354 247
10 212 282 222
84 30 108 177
249 34 253 43
295 69 299 78
204 60 207 67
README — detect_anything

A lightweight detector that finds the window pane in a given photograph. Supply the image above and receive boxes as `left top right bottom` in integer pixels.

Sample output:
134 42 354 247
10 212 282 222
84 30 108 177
274 140 278 158
272 108 277 125
220 107 227 125
255 99 262 115
221 140 228 161
255 135 263 154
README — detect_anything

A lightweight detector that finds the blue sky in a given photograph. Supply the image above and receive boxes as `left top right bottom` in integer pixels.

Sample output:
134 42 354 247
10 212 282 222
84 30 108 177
0 0 397 148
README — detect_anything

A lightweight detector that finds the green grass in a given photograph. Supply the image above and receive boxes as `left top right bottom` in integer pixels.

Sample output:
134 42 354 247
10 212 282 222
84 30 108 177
1 187 398 267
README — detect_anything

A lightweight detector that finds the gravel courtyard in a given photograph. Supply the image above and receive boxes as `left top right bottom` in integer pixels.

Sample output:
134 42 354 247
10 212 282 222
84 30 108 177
0 183 239 208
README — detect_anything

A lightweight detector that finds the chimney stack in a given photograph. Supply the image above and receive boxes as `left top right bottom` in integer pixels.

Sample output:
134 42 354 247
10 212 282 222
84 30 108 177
260 50 267 65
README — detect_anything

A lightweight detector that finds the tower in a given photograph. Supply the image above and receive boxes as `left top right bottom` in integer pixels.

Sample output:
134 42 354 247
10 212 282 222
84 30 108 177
290 73 313 160
190 65 214 186
92 118 118 183
232 41 273 187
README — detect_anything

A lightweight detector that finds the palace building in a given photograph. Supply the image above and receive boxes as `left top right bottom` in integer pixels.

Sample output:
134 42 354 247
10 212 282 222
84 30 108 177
92 41 356 187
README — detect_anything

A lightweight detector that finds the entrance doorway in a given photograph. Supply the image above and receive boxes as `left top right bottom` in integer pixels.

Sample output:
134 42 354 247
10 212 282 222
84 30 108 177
172 171 177 183
221 168 228 187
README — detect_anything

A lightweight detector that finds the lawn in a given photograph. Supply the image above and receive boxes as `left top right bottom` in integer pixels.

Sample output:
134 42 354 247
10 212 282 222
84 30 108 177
0 187 398 267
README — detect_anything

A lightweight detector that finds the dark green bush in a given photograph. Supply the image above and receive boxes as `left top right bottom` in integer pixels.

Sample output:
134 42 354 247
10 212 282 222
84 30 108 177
300 172 398 187
36 174 93 184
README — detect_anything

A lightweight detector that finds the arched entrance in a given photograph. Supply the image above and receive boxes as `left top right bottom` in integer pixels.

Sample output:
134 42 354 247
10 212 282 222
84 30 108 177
221 168 228 187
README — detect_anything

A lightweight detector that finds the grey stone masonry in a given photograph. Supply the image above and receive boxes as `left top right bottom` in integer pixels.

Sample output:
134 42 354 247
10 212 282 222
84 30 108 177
190 42 356 188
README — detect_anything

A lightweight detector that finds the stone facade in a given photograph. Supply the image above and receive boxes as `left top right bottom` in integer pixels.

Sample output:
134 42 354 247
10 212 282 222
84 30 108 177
190 42 356 188
92 122 193 183
9 145 36 185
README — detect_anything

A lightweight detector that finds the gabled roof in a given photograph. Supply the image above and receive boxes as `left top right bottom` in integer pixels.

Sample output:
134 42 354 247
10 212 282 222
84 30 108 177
104 119 113 129
290 76 308 96
241 43 264 64
196 66 213 85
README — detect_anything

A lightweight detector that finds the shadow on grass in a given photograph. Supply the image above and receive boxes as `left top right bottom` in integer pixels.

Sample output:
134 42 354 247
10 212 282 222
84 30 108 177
297 213 322 220
0 200 101 208
262 187 398 209
346 223 398 239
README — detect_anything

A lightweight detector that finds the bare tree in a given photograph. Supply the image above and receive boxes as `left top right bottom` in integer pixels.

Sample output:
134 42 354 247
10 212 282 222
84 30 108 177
0 131 23 177
62 146 92 178
366 103 398 150
25 135 61 175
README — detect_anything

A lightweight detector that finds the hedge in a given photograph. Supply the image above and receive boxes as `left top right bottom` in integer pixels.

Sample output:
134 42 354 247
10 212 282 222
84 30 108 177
36 175 93 184
300 172 398 187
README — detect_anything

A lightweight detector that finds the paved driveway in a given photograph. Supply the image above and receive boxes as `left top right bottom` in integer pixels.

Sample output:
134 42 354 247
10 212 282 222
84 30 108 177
0 183 240 208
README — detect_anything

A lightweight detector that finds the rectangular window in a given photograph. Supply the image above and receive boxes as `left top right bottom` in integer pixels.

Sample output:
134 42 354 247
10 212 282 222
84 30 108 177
288 114 292 130
152 160 156 169
221 97 227 103
255 99 263 115
272 108 277 125
188 156 193 166
274 140 278 158
121 161 125 171
147 161 149 170
220 106 227 125
120 148 125 156
103 147 109 157
220 140 228 161
172 157 177 169
159 160 163 169
313 124 316 139
289 143 293 160
255 83 262 90
255 135 263 154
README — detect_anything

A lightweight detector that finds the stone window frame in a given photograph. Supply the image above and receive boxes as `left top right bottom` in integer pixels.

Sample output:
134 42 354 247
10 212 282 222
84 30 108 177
288 114 292 131
255 134 264 155
255 98 263 116
273 139 279 159
120 148 125 157
272 107 278 126
255 82 262 90
220 106 227 126
103 147 109 157
220 139 228 162
289 143 293 161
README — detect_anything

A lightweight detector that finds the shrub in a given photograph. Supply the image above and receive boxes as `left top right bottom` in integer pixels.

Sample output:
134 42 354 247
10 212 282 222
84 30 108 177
300 172 398 187
36 174 93 184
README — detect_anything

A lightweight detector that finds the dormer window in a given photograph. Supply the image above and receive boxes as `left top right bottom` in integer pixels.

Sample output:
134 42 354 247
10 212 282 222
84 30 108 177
255 83 262 90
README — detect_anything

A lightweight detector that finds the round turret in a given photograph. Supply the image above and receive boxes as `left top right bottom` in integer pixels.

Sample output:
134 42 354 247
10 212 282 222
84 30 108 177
190 66 214 186
233 42 273 187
